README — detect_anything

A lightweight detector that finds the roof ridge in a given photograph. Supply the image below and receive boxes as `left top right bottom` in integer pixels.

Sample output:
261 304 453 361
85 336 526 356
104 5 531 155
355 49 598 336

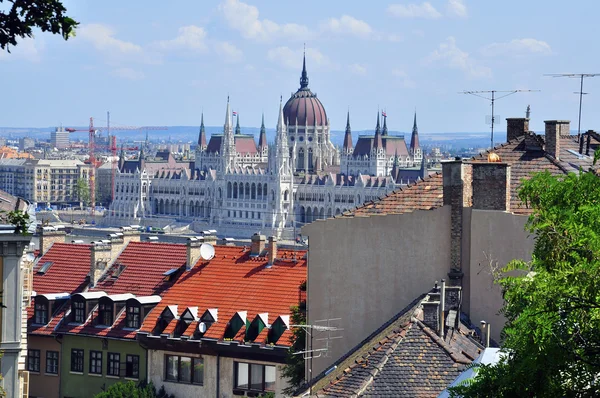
414 318 471 365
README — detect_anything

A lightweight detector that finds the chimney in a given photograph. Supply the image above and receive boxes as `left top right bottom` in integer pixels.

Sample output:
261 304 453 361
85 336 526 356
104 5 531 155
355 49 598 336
37 226 66 255
267 236 277 267
90 242 112 287
422 282 441 333
544 120 570 160
586 131 592 156
506 118 529 141
186 238 202 271
251 233 266 256
471 162 511 212
203 234 218 246
120 227 141 244
442 159 472 284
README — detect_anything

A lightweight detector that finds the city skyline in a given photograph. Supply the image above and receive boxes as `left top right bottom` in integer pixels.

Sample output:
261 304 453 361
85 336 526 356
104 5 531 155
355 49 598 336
1 0 598 134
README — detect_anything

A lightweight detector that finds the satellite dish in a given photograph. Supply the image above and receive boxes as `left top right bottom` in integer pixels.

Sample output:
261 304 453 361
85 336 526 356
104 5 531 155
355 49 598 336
25 253 35 262
198 322 207 333
199 243 215 261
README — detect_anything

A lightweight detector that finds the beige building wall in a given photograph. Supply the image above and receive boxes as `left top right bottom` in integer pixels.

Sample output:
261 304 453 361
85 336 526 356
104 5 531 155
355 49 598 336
27 335 61 398
148 349 288 398
303 206 452 376
467 210 534 342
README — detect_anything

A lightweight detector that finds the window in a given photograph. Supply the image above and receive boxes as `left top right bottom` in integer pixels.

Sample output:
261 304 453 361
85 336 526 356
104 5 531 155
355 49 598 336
126 355 139 379
90 350 102 374
107 352 120 376
72 300 85 323
46 351 59 374
98 301 113 325
164 355 203 385
234 362 276 393
126 305 140 329
34 300 48 324
27 349 40 372
71 349 84 373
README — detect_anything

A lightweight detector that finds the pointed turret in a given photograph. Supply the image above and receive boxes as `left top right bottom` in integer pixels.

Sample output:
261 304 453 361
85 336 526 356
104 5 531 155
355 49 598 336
259 113 268 150
382 111 388 136
224 97 232 132
198 113 207 147
235 113 241 135
374 112 383 151
277 98 285 136
410 111 420 153
343 111 353 152
300 48 309 89
375 111 381 135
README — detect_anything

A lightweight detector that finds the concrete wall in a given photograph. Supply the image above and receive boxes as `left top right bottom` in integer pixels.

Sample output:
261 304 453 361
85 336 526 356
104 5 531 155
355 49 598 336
60 335 147 398
467 210 534 342
303 206 452 376
28 335 61 398
148 350 288 398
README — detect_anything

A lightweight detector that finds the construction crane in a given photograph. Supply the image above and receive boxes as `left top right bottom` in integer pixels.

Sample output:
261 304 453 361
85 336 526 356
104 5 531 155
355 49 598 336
65 116 167 215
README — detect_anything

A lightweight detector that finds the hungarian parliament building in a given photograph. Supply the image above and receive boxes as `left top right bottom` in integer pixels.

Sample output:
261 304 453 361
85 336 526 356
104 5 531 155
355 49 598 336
107 56 426 239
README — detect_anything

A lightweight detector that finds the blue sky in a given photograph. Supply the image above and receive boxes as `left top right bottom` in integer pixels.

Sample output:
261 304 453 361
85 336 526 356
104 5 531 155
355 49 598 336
1 0 598 135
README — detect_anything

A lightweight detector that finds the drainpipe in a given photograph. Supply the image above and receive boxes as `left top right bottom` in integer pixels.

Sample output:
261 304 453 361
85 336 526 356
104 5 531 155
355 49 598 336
216 354 220 398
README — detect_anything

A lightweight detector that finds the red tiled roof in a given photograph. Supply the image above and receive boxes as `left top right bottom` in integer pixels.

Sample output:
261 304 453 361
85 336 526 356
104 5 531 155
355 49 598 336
33 243 91 295
140 245 307 347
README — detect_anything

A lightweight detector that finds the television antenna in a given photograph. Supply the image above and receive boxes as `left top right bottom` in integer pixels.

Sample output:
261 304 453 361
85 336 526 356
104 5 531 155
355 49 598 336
461 90 539 149
545 73 600 139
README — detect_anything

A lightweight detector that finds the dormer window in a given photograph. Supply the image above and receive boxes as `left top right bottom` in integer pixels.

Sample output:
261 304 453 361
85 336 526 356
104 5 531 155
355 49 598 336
72 300 85 323
34 298 49 324
98 300 114 326
126 304 140 329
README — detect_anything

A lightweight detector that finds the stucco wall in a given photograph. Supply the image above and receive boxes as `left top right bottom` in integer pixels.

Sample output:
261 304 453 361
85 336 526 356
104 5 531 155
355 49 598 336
60 335 147 398
28 335 61 398
303 206 452 376
468 210 534 342
148 349 288 398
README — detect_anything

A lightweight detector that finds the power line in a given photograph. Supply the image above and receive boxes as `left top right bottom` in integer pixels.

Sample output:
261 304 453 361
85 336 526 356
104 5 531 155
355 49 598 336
460 90 539 149
545 73 600 139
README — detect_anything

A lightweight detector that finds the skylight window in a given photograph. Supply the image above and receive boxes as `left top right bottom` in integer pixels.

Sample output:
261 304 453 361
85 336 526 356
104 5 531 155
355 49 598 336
37 261 54 274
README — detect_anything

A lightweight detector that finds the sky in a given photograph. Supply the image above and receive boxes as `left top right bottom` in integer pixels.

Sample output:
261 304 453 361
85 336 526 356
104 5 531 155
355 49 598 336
1 0 599 135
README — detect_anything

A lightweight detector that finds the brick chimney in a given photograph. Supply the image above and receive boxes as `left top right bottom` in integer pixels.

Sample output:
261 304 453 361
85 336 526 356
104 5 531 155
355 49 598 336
90 242 112 287
472 162 511 212
186 238 202 271
506 118 529 141
544 120 570 160
251 233 266 256
422 283 441 333
442 160 472 284
37 226 66 255
267 236 277 267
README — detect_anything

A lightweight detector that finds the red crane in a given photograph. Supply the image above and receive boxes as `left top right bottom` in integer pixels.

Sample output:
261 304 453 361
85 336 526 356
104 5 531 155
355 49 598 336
65 117 167 215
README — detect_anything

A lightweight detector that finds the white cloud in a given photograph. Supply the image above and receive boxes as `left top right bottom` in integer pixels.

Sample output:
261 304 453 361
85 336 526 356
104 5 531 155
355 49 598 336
219 0 310 41
425 36 491 78
112 67 145 80
387 2 442 19
447 0 467 18
213 41 243 62
391 69 416 88
78 24 142 54
267 46 330 70
349 64 367 75
155 25 208 52
323 15 373 38
0 37 41 62
481 38 552 57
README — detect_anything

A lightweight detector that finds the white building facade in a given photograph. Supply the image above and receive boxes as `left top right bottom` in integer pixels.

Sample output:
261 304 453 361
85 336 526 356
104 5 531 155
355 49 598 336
107 57 424 239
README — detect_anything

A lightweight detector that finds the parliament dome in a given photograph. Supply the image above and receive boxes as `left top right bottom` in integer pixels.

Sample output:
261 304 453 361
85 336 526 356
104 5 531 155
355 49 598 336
283 55 328 127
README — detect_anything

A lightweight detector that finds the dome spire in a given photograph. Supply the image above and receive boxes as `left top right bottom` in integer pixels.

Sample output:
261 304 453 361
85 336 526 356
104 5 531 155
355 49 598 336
198 112 206 147
410 110 420 152
259 113 267 149
300 44 309 89
343 110 353 151
235 113 241 135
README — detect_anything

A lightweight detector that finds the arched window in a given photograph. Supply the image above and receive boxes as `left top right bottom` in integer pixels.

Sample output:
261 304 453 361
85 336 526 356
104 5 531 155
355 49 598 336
239 183 243 199
245 183 250 198
284 190 289 201
251 183 256 199
263 184 268 199
227 182 232 198
298 148 305 171
308 148 314 172
233 182 238 199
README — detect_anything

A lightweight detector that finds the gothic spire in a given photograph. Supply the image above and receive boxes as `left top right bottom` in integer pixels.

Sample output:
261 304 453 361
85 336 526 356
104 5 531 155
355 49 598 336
224 96 232 132
235 113 241 135
375 111 381 135
374 112 383 150
300 46 309 89
382 111 388 136
343 110 353 151
198 112 207 147
259 113 267 149
410 111 420 152
277 97 286 133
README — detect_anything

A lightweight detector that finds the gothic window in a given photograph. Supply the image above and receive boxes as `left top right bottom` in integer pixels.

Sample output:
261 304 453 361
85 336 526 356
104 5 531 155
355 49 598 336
298 149 305 171
263 184 267 199
245 183 250 198
271 190 275 201
284 190 289 201
308 148 314 172
233 182 238 199
251 183 256 199
227 182 232 199
239 183 243 199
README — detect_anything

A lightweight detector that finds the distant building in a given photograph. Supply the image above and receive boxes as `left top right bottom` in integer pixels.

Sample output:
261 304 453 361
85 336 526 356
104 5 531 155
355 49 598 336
0 158 91 204
50 127 69 149
18 137 35 151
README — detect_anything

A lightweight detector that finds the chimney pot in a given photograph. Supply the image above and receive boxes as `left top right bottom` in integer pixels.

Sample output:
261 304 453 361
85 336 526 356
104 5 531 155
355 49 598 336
267 236 277 266
506 118 529 141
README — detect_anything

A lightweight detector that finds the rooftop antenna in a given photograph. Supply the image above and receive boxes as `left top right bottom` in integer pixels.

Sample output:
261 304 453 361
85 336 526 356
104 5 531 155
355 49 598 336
545 73 600 140
461 89 539 149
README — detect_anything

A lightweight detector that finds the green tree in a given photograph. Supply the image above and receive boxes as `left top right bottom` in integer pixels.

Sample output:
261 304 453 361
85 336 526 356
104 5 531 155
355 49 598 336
282 299 307 395
94 380 174 398
75 178 90 207
0 0 78 52
451 169 600 397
